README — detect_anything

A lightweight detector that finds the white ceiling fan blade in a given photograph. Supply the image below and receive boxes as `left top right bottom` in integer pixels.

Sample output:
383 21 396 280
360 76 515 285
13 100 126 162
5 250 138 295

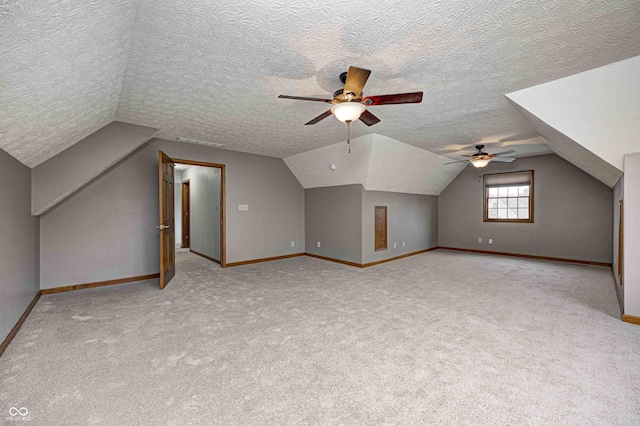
491 157 516 162
444 159 470 165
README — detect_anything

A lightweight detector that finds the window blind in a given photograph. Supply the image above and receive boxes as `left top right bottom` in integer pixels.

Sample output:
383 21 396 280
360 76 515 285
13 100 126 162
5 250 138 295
484 170 532 187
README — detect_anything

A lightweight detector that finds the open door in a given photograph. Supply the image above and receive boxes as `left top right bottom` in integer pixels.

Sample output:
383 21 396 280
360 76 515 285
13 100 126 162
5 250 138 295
158 151 175 289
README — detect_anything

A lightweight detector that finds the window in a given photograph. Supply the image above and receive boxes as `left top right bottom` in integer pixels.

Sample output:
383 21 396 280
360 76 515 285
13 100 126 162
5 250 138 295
484 170 534 223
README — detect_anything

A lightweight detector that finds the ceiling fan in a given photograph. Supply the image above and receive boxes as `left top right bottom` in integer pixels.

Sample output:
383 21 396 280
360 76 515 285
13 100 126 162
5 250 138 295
278 66 423 126
444 145 516 168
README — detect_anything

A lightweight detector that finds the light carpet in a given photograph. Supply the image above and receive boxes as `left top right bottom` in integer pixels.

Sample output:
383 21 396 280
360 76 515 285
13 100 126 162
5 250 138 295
1 250 639 425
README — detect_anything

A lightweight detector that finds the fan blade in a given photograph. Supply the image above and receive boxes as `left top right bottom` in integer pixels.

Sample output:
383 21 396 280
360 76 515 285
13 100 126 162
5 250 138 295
305 110 332 125
359 109 380 126
363 92 423 106
343 66 371 98
491 149 516 157
491 157 516 162
444 159 470 165
279 95 333 103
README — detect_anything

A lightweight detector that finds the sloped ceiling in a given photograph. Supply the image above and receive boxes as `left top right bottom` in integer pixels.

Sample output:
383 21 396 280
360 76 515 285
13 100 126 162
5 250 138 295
284 134 465 195
506 56 640 186
284 134 375 189
508 103 623 188
31 121 158 215
1 0 639 171
367 134 466 195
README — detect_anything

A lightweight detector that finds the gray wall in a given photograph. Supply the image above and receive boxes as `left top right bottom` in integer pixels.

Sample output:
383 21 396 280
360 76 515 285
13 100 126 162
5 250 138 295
362 190 438 264
623 153 640 316
438 154 613 263
305 186 438 265
0 148 39 344
40 141 159 289
182 166 221 260
305 185 363 264
39 138 304 289
31 121 158 215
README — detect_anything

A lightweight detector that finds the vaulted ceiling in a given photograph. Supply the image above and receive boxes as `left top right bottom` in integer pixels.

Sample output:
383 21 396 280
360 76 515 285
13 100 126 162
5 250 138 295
1 0 639 173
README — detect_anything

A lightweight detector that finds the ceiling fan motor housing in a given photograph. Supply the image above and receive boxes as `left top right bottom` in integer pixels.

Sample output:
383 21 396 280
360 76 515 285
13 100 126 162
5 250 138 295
474 144 488 156
333 89 359 102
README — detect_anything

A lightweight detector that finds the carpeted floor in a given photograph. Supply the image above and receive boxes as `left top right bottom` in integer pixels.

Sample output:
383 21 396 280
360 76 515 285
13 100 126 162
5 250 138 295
1 250 639 425
176 250 204 264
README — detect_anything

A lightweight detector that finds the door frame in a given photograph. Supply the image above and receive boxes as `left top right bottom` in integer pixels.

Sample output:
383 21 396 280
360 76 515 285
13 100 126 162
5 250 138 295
172 158 227 267
181 179 190 249
618 199 623 286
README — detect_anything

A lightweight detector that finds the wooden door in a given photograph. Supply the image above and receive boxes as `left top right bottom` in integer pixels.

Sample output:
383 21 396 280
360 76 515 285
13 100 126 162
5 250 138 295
181 180 190 249
158 151 175 289
374 206 387 251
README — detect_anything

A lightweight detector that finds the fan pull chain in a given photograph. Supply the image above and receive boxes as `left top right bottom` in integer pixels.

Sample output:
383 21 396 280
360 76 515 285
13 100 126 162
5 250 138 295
347 121 351 154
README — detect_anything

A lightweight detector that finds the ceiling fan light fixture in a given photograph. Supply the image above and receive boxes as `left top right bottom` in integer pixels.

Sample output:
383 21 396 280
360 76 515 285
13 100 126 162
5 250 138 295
331 102 366 123
470 158 491 168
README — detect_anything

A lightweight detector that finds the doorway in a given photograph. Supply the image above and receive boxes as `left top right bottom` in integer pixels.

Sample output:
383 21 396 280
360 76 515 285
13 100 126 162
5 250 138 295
181 180 190 249
158 152 226 289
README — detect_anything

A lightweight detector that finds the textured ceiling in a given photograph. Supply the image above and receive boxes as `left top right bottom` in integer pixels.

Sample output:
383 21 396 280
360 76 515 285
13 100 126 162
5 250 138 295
116 0 640 159
0 0 139 167
1 0 639 168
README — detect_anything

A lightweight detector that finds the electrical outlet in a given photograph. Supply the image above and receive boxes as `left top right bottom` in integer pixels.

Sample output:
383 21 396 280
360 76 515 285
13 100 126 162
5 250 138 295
403 241 405 247
317 241 321 248
489 238 493 244
291 241 295 247
393 243 397 249
478 238 482 243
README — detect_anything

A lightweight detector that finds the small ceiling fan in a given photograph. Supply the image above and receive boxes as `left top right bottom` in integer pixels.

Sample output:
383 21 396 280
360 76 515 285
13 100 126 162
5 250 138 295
444 145 516 168
278 66 423 126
